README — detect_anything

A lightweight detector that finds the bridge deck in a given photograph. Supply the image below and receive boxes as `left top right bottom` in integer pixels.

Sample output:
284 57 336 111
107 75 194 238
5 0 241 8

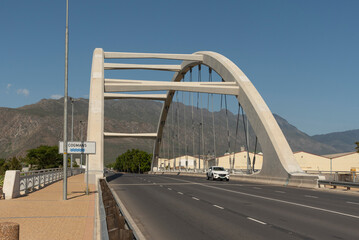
0 174 95 240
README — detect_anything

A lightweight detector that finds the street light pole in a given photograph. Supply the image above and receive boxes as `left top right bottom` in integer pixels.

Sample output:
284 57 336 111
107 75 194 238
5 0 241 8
70 98 74 176
198 123 201 172
80 120 84 168
63 0 69 200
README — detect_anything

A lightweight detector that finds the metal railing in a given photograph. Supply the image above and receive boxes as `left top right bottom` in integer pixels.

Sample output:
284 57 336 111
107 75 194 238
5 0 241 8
318 180 359 190
19 168 84 194
305 170 358 182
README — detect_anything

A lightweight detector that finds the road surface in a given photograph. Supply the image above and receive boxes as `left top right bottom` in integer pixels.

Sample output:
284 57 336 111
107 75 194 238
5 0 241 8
107 173 359 240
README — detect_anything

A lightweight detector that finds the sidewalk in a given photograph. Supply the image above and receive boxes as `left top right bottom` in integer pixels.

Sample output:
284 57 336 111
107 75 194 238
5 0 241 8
0 174 95 240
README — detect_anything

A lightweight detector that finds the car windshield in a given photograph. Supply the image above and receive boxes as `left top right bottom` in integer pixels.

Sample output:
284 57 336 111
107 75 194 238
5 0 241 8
213 167 225 171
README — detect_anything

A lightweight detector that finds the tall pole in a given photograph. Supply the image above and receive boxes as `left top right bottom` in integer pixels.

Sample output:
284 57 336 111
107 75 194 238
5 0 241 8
86 155 89 195
198 123 201 172
80 121 83 168
63 0 69 200
246 115 251 174
70 98 74 176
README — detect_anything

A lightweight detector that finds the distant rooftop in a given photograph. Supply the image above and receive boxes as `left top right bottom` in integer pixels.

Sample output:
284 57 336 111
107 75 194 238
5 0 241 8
322 152 357 159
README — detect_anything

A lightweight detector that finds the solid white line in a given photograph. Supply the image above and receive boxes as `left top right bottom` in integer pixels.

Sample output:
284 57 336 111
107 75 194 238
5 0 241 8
162 176 359 220
247 217 267 225
305 195 318 199
192 197 200 201
168 188 172 190
213 205 224 209
275 191 285 194
177 192 183 195
347 201 359 205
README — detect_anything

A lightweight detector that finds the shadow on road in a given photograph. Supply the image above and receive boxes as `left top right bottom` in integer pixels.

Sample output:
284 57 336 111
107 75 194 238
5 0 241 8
106 172 125 182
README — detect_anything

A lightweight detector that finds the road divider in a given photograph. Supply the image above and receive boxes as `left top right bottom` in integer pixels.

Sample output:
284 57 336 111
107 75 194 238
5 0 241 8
99 179 137 240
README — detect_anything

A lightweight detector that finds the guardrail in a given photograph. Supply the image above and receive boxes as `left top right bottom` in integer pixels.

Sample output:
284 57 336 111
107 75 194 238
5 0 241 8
318 180 359 190
19 168 84 194
305 170 358 182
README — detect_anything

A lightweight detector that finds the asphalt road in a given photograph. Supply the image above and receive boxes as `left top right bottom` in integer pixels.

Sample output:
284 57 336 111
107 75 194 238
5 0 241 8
107 173 359 240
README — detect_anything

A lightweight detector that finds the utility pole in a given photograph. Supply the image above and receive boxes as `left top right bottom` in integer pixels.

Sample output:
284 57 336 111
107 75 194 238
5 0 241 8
63 0 69 200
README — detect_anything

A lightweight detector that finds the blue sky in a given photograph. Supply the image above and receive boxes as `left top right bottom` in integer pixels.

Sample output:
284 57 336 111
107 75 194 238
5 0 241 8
0 0 358 135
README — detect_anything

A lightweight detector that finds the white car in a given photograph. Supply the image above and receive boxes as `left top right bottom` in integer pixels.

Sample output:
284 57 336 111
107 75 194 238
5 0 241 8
207 166 229 181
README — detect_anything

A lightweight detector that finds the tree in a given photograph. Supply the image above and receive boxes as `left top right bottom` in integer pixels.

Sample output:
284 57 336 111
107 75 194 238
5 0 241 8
356 142 359 153
0 157 22 175
24 145 63 170
114 149 152 173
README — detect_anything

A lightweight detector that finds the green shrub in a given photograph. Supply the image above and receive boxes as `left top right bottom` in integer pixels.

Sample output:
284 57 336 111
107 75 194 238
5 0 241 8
114 149 152 173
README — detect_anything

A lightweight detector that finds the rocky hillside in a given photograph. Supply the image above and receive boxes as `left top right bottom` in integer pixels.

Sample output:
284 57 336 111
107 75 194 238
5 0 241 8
312 129 359 153
0 98 356 164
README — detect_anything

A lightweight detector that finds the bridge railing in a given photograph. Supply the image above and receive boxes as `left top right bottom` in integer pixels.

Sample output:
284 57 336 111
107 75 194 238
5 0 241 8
19 168 84 194
304 170 358 182
3 168 85 199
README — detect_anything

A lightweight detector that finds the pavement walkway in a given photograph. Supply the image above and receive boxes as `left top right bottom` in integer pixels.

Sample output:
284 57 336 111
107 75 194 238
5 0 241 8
0 173 95 240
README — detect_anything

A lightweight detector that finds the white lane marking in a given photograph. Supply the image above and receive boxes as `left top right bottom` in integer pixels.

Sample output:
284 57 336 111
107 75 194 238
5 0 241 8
168 188 172 191
347 201 359 205
160 185 163 187
192 197 200 201
253 187 262 190
275 191 285 194
153 183 156 184
247 217 267 225
305 195 318 199
177 192 183 195
213 205 224 209
163 176 359 220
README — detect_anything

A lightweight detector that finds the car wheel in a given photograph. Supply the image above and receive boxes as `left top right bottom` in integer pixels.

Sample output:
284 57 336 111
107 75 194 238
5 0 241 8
212 175 215 181
206 175 209 180
226 179 229 182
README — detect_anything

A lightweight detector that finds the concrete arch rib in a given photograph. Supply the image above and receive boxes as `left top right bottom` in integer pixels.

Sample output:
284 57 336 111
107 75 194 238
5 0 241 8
153 51 317 186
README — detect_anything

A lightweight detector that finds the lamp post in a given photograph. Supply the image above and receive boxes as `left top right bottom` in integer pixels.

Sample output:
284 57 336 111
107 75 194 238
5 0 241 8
70 98 75 176
80 120 84 168
62 0 69 200
198 123 201 172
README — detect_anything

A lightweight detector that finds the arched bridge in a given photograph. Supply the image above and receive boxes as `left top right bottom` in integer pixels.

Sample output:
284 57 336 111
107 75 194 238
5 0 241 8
87 49 318 186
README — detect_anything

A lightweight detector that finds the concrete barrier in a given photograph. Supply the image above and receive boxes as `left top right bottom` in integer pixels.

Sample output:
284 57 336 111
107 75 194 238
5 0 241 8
99 179 134 240
151 171 320 188
3 171 20 200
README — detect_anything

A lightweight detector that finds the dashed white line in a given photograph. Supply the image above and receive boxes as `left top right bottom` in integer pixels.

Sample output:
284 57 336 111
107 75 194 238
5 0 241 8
305 195 318 199
247 217 267 225
168 188 172 191
275 191 285 194
346 201 359 205
213 205 224 209
177 192 183 195
192 197 200 201
253 187 262 190
163 176 359 220
159 185 163 187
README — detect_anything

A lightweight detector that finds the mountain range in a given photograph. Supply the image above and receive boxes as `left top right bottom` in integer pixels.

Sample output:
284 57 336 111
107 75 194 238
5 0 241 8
0 98 357 165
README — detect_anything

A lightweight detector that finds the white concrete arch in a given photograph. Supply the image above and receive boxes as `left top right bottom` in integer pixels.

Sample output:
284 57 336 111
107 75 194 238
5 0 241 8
87 48 317 186
152 51 317 185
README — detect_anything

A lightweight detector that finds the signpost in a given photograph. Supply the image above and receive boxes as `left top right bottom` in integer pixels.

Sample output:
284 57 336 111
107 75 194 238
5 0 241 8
59 141 96 195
